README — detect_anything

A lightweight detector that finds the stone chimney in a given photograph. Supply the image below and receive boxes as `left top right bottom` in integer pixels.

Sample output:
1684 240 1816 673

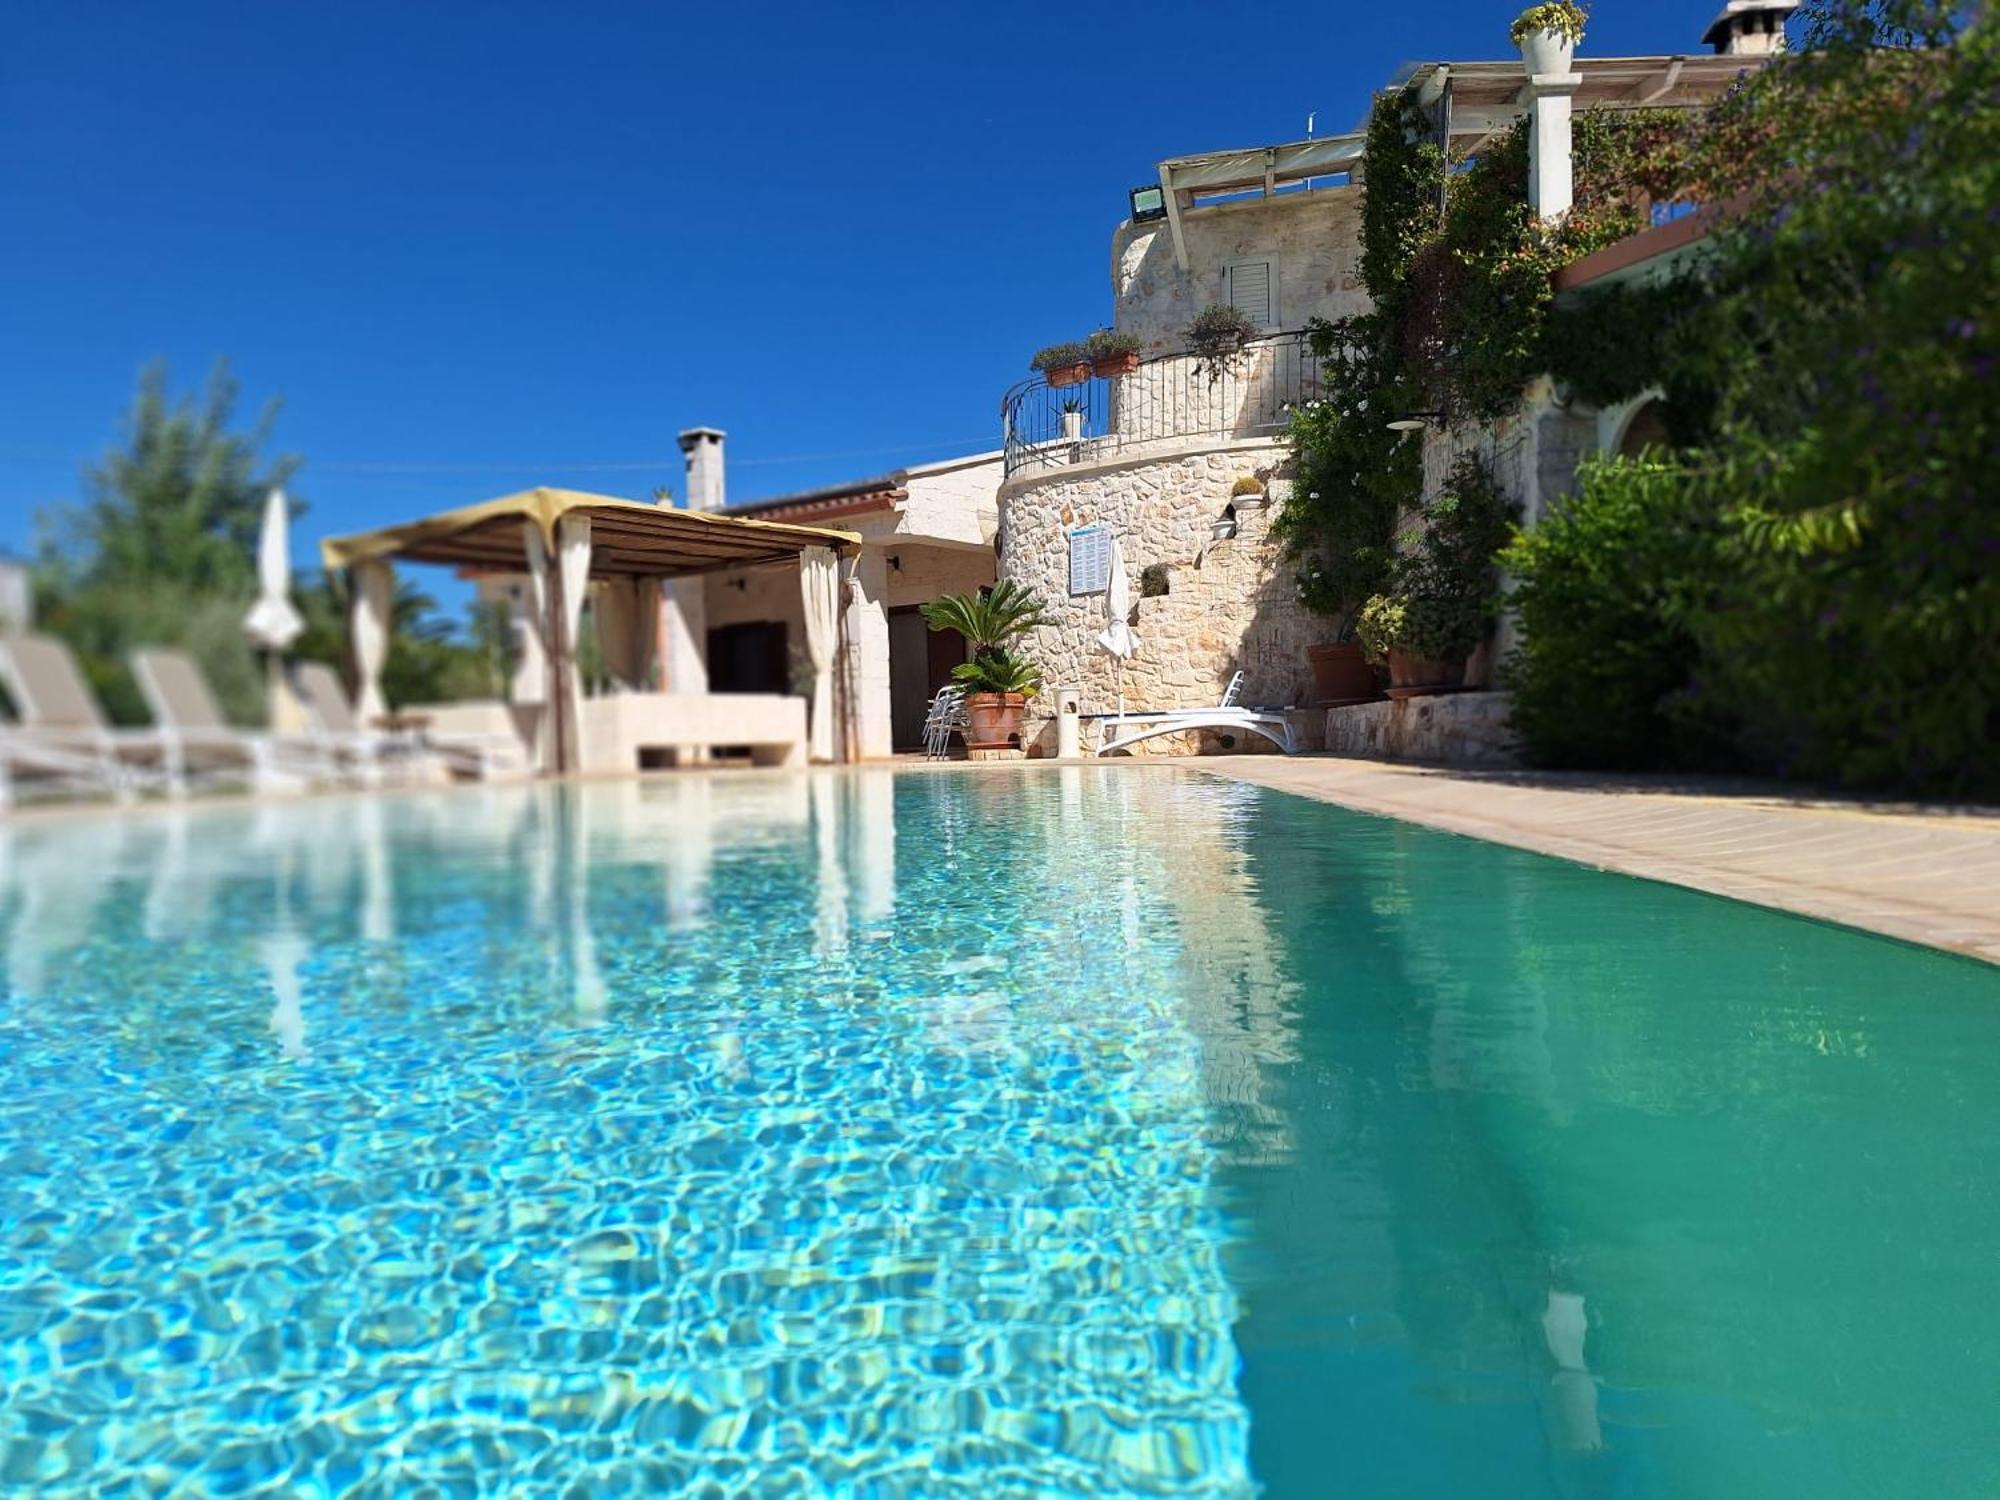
1702 0 1798 55
677 427 727 511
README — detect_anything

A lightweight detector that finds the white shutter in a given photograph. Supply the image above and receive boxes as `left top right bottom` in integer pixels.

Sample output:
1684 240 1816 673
1224 258 1276 329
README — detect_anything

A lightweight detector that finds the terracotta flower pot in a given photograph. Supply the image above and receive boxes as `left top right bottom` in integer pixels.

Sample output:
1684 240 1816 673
1385 648 1466 699
963 692 1028 749
1044 361 1092 389
1307 642 1380 706
1090 352 1140 378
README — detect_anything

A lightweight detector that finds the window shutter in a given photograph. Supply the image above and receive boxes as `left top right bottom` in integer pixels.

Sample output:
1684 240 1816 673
1224 259 1275 328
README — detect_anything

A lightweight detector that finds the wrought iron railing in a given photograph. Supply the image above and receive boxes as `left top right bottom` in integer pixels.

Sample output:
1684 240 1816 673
1000 330 1323 478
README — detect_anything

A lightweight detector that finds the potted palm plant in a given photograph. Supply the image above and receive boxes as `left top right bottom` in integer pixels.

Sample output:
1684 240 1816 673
1031 341 1093 389
1087 329 1143 378
920 581 1049 751
1511 2 1587 75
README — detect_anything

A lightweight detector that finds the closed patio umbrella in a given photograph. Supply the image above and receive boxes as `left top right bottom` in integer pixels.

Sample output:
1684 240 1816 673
1096 537 1138 729
244 487 307 731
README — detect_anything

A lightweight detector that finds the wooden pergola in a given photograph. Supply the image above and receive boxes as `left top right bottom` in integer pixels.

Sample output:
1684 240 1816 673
321 488 862 773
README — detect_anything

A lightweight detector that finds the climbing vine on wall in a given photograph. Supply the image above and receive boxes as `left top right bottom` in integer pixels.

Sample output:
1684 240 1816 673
1278 81 1710 632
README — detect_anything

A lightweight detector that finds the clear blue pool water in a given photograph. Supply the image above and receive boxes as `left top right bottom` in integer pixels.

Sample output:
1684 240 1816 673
1 769 1996 1496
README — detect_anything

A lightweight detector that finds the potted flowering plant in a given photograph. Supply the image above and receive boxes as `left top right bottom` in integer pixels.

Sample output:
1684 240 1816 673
1086 329 1144 378
1031 341 1093 389
921 581 1048 751
1511 2 1587 76
1354 453 1519 697
1355 586 1478 698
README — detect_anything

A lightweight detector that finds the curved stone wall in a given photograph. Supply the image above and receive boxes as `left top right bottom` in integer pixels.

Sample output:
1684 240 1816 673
998 441 1328 754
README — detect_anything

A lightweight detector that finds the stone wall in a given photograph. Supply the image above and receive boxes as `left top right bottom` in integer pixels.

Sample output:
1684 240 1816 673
1111 190 1367 353
998 441 1331 755
1324 692 1522 768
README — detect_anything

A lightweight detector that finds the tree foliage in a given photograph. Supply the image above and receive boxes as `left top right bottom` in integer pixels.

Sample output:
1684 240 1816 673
32 360 513 724
1507 2 2000 792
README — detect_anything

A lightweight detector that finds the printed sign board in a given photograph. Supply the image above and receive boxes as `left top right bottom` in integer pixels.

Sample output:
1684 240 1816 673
1068 525 1111 596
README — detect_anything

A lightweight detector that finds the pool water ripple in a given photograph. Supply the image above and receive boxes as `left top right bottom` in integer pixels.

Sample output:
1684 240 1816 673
2 769 1998 1496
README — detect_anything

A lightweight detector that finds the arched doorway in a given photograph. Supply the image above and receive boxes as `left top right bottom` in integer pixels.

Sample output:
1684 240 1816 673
1616 398 1672 458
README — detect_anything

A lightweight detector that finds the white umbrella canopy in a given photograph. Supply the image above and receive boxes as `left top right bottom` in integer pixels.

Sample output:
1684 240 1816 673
244 487 308 730
245 488 305 649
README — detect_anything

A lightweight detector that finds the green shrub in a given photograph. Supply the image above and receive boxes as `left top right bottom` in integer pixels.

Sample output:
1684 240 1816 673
1356 587 1485 666
1500 457 1727 770
1356 454 1519 667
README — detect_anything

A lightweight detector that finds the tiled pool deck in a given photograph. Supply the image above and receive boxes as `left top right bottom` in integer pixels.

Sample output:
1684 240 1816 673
1199 756 2000 966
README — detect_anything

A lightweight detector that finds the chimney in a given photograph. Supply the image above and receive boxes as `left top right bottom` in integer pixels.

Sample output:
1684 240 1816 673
1702 0 1798 56
677 426 727 511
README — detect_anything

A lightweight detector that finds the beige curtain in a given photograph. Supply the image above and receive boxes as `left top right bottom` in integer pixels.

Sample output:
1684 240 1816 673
522 523 555 770
556 516 592 770
351 559 395 723
799 546 840 764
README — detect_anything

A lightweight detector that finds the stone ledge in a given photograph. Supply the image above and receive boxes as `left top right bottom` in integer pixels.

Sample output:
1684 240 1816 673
1324 692 1521 769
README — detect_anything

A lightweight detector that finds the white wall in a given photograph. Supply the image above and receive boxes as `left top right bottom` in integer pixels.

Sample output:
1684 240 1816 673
1111 189 1368 351
898 453 1001 549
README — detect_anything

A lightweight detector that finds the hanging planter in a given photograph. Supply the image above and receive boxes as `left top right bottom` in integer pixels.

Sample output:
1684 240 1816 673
1184 304 1260 384
1031 341 1093 389
1086 329 1143 379
1511 2 1587 75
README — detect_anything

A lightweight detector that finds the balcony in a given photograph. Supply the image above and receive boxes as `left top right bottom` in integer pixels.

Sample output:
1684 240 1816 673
1000 330 1322 480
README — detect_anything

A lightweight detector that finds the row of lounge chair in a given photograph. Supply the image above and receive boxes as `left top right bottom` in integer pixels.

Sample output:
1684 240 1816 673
0 634 528 808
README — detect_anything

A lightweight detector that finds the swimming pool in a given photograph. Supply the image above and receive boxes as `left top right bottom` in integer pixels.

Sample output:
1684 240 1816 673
1 768 1995 1495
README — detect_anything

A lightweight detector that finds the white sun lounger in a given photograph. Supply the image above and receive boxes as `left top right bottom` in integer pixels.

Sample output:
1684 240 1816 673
0 634 166 806
1094 670 1298 757
131 648 330 797
292 661 441 786
296 661 528 782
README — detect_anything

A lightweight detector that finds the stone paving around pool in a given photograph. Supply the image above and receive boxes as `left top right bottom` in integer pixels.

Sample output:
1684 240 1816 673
1194 757 2000 967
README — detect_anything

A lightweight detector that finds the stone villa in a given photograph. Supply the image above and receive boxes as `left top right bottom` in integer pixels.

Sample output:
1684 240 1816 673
994 0 1798 758
474 1 1798 764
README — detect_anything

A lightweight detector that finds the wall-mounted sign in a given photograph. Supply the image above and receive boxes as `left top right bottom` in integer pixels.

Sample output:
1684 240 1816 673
1069 525 1111 596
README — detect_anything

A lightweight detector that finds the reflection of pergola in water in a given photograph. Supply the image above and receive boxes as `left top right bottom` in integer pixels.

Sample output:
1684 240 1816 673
321 488 862 773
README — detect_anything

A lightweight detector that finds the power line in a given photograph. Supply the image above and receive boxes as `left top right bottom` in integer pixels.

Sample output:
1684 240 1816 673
313 434 997 477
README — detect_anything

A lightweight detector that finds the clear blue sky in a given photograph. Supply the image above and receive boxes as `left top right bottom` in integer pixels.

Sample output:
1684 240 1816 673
0 0 1725 587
